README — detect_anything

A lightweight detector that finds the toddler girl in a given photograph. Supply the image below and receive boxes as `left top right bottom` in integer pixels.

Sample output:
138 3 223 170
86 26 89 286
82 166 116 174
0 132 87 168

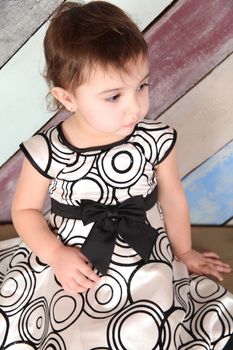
1 1 233 349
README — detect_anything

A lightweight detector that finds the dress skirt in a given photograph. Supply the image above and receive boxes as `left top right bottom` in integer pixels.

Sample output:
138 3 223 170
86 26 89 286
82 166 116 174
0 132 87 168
0 203 233 350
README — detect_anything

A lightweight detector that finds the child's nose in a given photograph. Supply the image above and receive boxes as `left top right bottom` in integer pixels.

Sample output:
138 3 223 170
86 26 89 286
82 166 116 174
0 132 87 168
124 112 139 125
125 97 140 120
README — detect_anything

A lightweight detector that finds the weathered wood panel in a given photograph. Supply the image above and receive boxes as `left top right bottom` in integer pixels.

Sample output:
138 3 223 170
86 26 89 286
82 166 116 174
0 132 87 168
226 219 233 226
0 1 231 226
0 24 54 167
0 0 64 68
158 52 233 178
0 0 174 167
2 0 232 167
182 141 233 225
107 0 174 31
145 0 233 118
0 0 176 222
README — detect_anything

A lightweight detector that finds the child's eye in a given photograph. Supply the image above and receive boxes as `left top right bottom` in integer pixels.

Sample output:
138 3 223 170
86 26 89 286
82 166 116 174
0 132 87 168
106 94 121 103
138 82 150 91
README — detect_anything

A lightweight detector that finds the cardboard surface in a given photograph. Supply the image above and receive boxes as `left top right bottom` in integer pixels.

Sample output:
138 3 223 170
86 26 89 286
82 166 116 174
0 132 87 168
192 226 233 293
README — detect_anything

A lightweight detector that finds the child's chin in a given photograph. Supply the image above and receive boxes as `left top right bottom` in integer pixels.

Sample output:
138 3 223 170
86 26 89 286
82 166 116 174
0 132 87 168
122 123 136 133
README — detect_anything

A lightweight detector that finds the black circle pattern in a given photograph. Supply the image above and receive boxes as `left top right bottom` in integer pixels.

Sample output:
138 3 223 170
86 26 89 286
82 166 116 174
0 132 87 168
107 300 171 350
97 143 146 189
84 268 128 319
19 297 49 346
50 289 84 332
41 332 66 350
0 120 232 349
0 263 36 316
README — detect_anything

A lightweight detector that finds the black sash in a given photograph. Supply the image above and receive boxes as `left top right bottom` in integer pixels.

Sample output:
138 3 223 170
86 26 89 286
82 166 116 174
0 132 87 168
51 187 158 274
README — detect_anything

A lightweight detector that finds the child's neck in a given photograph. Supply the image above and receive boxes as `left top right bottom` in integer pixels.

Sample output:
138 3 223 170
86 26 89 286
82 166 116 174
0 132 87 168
62 115 125 149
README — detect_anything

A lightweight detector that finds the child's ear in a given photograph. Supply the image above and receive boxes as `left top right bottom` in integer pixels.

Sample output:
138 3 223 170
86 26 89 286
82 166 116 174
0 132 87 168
51 87 75 112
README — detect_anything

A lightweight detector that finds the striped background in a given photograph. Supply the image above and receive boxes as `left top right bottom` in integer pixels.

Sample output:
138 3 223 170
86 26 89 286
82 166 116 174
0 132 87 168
0 0 233 228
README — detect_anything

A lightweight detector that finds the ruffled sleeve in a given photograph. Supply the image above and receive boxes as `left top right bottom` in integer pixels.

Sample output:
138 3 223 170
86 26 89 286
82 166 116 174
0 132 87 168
20 133 54 179
153 124 177 165
135 120 177 167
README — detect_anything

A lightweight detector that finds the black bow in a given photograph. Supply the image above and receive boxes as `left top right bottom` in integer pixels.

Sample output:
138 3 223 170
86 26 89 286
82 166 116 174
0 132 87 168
80 195 158 274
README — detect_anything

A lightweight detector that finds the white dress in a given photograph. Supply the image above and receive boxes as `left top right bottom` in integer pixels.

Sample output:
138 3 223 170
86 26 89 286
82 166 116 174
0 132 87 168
0 119 233 350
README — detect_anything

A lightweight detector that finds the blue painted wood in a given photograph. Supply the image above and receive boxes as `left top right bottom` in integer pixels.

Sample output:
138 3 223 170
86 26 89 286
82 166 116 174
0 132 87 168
182 141 233 225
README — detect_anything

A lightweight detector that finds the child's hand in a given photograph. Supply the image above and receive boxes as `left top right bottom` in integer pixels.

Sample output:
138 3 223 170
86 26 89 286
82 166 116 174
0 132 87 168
49 245 100 294
177 249 232 282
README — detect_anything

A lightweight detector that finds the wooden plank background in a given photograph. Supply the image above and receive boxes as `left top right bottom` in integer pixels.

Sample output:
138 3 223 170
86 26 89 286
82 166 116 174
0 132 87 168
0 0 233 228
145 0 233 118
0 0 174 221
183 140 233 225
0 0 64 68
159 52 233 178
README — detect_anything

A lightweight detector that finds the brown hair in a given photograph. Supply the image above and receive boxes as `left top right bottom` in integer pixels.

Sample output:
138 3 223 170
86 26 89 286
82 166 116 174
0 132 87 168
44 1 148 109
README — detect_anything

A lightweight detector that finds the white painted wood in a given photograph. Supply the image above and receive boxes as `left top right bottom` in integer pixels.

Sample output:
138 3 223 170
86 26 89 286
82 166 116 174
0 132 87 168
226 218 233 226
157 52 233 178
101 0 174 29
0 0 63 67
0 0 174 167
0 24 54 166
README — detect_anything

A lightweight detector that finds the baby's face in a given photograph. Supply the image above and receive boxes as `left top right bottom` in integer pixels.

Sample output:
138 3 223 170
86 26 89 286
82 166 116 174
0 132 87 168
70 57 150 142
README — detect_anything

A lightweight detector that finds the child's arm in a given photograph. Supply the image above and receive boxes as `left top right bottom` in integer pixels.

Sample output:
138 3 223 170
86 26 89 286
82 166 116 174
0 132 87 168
156 147 231 281
12 158 100 293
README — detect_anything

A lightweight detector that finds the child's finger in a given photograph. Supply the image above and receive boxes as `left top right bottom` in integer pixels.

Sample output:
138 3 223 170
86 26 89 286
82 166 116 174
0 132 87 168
79 251 92 265
202 251 220 259
200 264 223 282
63 281 87 294
73 272 97 289
62 281 78 294
76 285 89 293
203 257 231 269
214 264 232 273
78 261 100 283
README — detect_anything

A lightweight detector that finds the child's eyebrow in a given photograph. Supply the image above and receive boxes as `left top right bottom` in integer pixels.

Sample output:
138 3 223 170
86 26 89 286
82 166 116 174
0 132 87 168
98 73 150 95
142 73 150 81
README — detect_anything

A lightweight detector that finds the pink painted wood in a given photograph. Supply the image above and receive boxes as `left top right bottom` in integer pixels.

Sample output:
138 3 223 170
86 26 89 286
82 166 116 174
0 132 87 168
1 0 233 222
145 0 233 117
